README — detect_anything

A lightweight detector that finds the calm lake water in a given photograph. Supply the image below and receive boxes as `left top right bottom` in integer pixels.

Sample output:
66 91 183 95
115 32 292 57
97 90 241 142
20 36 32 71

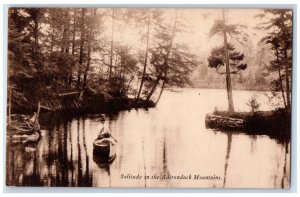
6 88 290 188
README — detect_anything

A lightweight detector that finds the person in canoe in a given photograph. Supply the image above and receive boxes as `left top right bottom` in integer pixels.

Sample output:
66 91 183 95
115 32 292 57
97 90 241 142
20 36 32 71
96 114 117 145
93 114 117 160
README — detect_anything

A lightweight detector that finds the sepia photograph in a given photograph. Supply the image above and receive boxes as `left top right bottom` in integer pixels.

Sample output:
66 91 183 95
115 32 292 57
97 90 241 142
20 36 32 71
5 6 293 188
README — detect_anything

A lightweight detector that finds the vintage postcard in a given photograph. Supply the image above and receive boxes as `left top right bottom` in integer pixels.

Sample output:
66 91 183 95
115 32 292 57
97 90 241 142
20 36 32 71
6 7 292 188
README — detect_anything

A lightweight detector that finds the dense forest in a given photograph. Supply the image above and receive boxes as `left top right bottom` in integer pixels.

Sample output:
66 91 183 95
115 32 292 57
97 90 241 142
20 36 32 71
7 8 292 115
8 8 199 114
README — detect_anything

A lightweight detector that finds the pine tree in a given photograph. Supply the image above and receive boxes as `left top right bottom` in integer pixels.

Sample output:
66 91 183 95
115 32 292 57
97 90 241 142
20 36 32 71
209 9 248 112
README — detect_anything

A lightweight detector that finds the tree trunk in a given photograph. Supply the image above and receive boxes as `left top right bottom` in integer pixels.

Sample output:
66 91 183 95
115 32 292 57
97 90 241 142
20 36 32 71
50 26 55 52
82 9 96 90
33 15 39 47
66 31 70 53
77 8 85 90
109 8 115 81
146 75 161 102
136 9 151 101
61 28 67 52
152 10 177 105
8 87 11 126
283 53 291 109
280 12 291 109
125 74 136 94
284 50 291 109
283 40 291 110
275 44 287 108
83 39 91 89
155 76 166 106
69 9 76 85
72 9 76 55
222 9 234 112
134 78 140 98
61 10 70 53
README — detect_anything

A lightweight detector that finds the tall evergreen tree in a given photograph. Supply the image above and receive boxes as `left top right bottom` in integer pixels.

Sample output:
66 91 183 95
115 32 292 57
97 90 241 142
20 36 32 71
209 9 248 112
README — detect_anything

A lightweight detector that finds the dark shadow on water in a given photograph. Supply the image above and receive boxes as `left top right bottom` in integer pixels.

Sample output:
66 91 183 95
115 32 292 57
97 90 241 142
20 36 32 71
142 140 147 188
76 117 83 186
281 141 289 188
213 128 290 145
22 150 44 186
93 154 116 188
162 139 169 177
6 140 44 186
223 133 232 188
249 135 257 153
76 117 93 187
82 117 93 186
6 117 95 186
68 121 75 186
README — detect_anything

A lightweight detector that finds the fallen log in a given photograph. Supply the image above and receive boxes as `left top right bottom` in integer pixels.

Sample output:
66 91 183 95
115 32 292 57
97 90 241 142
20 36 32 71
40 105 55 111
8 131 40 144
205 114 244 130
58 91 80 97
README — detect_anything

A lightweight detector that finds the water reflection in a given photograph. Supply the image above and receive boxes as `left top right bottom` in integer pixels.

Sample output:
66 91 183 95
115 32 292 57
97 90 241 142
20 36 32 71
142 140 147 187
249 135 257 153
281 141 290 188
223 133 232 188
6 89 290 188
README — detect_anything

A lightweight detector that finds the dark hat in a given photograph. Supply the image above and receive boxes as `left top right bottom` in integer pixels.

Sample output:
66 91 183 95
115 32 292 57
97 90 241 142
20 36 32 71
100 114 106 122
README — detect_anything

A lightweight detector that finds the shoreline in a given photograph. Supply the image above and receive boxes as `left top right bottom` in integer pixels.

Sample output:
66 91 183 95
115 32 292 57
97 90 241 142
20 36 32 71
190 86 272 92
10 97 156 124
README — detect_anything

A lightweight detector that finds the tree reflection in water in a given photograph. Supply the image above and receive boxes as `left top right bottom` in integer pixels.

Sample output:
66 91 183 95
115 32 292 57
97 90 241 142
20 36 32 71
6 89 291 188
222 133 232 188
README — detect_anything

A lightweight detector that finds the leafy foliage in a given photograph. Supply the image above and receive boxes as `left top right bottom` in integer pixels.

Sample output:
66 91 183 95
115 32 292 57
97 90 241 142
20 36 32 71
8 8 200 111
257 9 292 109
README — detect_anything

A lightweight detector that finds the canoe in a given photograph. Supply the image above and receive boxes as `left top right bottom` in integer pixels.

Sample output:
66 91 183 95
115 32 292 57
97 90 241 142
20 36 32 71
93 152 117 166
93 136 117 163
